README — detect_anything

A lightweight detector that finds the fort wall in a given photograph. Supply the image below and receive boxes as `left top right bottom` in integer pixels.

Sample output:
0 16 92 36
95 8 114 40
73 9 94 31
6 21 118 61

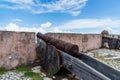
0 31 36 69
46 33 102 52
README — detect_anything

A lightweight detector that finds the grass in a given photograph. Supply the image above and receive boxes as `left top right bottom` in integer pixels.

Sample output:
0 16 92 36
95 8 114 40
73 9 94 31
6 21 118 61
0 67 7 75
0 66 43 80
24 71 43 80
15 65 43 80
15 65 31 72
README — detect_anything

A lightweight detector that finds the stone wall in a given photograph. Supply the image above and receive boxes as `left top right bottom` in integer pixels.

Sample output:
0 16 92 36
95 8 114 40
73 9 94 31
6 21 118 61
0 31 36 69
46 33 102 52
82 34 102 52
102 34 120 49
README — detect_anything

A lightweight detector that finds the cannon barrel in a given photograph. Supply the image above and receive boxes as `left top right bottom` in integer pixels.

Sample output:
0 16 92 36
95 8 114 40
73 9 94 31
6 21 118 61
37 32 79 56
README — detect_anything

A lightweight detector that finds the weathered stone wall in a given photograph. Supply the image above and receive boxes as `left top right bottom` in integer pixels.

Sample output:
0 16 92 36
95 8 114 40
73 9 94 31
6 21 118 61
46 33 102 52
46 33 83 52
0 31 36 69
102 34 120 39
82 34 102 52
102 34 120 49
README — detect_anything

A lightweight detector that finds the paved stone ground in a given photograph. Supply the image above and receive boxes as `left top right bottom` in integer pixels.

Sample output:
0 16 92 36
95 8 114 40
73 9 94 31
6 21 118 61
87 48 120 71
0 66 80 80
2 48 120 80
4 48 119 80
0 71 31 80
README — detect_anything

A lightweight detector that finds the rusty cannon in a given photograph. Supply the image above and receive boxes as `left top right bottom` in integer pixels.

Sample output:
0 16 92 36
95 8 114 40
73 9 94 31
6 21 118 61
36 32 120 80
37 32 79 56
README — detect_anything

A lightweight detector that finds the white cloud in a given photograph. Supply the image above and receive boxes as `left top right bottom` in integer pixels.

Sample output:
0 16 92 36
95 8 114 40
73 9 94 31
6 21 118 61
102 27 114 34
5 23 20 31
4 0 33 4
12 18 22 22
3 22 47 33
1 18 120 34
49 27 70 33
0 22 65 33
41 22 52 28
52 18 120 34
58 19 120 30
0 0 88 16
51 27 62 33
69 11 81 16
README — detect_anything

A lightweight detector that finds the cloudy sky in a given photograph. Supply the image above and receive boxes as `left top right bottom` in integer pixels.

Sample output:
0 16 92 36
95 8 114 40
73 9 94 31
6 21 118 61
0 0 120 34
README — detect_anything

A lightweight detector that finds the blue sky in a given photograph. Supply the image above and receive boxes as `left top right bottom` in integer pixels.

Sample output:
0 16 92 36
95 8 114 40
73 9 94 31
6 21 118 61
0 0 120 34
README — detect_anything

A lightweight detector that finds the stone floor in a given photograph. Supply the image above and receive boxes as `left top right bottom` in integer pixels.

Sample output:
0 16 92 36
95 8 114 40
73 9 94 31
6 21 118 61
87 48 120 71
0 71 31 80
2 48 119 80
0 65 80 80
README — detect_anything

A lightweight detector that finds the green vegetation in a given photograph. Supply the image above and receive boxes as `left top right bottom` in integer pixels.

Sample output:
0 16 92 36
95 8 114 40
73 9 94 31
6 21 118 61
24 71 43 80
15 65 31 72
0 65 43 80
48 72 53 78
15 65 43 80
0 67 7 75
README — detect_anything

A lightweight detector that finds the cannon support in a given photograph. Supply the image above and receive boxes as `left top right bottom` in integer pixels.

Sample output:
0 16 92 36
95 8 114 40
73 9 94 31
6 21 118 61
36 39 61 74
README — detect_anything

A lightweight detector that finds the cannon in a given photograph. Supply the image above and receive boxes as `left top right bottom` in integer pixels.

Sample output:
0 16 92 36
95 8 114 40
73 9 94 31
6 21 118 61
37 32 79 56
36 32 120 80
